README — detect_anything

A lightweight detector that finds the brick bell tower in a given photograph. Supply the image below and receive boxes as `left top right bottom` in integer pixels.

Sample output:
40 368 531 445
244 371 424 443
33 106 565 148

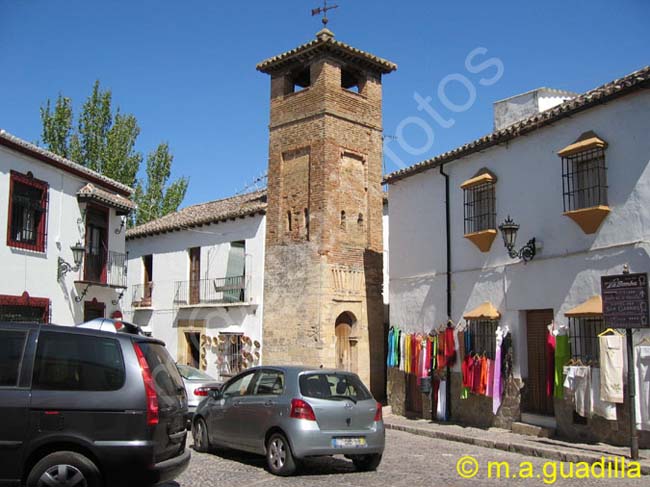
257 28 396 396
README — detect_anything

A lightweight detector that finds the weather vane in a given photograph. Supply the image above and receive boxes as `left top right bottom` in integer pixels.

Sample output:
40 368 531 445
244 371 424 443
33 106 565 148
312 0 339 27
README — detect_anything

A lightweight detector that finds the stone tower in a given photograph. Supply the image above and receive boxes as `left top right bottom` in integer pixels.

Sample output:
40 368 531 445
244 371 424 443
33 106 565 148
257 29 396 396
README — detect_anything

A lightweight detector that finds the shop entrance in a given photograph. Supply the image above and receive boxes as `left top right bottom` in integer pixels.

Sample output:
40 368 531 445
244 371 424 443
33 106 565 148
523 309 555 416
184 332 201 368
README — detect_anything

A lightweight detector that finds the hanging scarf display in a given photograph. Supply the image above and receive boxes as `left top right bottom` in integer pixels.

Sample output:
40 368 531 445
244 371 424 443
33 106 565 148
387 329 436 385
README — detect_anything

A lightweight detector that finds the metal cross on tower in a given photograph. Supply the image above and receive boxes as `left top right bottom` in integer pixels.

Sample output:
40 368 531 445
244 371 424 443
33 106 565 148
312 0 339 27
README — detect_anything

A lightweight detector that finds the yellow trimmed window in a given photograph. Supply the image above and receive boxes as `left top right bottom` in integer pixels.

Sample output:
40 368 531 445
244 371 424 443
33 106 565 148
559 131 610 234
461 170 497 252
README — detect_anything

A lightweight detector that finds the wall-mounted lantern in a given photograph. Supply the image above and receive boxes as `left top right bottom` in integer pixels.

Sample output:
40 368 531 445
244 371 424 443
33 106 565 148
57 241 86 281
498 216 537 262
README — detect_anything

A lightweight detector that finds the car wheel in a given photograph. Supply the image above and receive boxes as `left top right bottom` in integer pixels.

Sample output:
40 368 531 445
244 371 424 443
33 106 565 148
352 453 382 472
193 417 210 453
26 451 101 487
266 432 297 476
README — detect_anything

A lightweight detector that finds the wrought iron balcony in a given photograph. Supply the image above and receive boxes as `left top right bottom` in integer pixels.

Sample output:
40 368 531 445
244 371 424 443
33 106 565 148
174 276 248 306
131 282 153 307
79 250 127 288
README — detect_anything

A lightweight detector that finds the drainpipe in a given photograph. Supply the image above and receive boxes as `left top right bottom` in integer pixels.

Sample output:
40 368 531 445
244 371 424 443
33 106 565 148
440 163 452 421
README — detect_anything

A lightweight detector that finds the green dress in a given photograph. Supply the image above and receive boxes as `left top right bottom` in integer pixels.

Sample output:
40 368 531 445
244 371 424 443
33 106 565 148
554 334 570 398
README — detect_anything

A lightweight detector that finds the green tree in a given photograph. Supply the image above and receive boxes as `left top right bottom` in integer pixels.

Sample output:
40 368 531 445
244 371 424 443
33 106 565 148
40 95 73 158
40 80 188 226
134 143 189 226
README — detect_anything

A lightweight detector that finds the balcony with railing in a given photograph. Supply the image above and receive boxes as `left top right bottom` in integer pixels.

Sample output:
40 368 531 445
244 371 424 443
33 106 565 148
174 276 249 307
77 250 128 288
131 282 153 308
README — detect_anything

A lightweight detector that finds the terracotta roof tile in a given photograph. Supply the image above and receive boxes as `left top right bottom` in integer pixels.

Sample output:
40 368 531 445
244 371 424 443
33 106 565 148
77 183 136 215
257 29 397 74
384 65 650 184
126 190 267 240
0 129 133 195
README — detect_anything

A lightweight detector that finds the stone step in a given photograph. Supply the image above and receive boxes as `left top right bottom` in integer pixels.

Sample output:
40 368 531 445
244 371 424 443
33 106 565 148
511 421 556 438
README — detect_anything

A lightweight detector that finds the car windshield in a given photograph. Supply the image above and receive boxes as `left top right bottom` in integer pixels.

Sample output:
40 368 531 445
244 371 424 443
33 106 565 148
299 372 372 402
177 364 215 381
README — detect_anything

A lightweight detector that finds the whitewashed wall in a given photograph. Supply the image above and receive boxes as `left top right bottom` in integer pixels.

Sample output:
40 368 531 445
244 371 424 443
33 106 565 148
0 144 127 324
389 90 650 378
382 202 389 305
125 214 265 379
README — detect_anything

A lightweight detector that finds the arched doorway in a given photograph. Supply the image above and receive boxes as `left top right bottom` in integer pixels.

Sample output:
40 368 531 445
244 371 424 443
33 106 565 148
335 312 358 373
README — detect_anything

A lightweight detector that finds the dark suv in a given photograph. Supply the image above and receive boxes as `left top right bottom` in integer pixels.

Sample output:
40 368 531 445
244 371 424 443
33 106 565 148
0 322 190 487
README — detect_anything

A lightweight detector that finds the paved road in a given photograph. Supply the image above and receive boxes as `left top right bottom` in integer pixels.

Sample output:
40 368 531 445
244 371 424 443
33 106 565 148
163 429 643 486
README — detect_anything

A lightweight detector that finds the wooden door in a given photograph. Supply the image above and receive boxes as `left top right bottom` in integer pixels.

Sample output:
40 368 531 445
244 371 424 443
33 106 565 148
185 332 201 368
335 323 352 370
143 255 153 306
84 300 105 322
84 208 108 283
406 374 423 415
523 309 555 416
189 247 201 305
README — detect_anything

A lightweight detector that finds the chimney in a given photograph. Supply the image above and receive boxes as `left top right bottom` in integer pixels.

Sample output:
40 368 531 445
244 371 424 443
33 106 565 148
493 87 577 131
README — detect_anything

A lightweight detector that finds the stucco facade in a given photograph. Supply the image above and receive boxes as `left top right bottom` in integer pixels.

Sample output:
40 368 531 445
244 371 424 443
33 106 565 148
0 131 131 324
125 211 266 381
386 75 650 445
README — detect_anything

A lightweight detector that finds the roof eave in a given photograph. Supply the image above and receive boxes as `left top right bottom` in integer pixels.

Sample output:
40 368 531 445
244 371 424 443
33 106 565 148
257 40 397 75
384 66 650 185
0 133 133 196
125 208 266 241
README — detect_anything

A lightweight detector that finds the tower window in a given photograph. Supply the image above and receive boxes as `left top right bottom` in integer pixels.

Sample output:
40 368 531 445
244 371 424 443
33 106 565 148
287 211 292 232
357 213 364 226
287 67 311 94
341 68 365 94
340 211 346 229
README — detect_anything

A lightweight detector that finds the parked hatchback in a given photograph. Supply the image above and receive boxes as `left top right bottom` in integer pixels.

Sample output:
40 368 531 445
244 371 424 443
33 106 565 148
176 364 221 422
192 366 384 475
0 321 190 487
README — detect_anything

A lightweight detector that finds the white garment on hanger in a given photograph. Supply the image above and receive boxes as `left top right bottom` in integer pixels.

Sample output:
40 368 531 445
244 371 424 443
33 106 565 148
600 335 625 403
437 380 447 421
635 345 650 431
564 366 592 418
591 368 617 420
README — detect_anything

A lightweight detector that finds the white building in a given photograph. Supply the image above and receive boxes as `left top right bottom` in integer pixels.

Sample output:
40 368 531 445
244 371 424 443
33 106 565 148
0 130 134 324
124 191 267 381
384 66 650 446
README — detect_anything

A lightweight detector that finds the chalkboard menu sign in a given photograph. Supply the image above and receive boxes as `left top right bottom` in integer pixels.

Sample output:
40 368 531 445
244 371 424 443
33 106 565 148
601 272 649 329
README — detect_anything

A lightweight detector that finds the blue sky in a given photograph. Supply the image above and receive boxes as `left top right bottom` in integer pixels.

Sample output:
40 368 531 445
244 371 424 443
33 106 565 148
1 0 648 207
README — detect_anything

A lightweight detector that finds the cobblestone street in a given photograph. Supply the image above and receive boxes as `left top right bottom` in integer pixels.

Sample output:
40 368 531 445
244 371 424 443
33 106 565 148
163 429 644 487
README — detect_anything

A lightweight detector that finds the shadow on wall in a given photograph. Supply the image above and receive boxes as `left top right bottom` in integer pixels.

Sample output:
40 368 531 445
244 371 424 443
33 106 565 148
364 249 387 400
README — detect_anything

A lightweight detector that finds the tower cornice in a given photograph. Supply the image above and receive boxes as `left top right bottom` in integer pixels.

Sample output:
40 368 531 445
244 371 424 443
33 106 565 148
256 31 397 75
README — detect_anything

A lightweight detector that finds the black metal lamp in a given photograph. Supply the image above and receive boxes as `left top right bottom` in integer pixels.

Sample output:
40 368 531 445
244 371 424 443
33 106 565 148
57 241 85 280
498 216 536 262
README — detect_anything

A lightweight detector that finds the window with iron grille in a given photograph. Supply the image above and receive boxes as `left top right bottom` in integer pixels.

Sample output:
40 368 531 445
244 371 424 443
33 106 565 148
568 316 606 364
466 319 498 360
463 180 496 234
0 293 50 323
218 333 243 377
562 147 607 212
7 171 48 252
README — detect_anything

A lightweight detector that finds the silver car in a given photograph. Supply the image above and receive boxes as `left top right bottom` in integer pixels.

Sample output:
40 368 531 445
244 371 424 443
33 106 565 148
192 366 384 476
176 365 222 417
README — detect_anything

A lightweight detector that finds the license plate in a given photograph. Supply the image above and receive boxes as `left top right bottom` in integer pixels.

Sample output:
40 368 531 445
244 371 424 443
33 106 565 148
332 437 367 448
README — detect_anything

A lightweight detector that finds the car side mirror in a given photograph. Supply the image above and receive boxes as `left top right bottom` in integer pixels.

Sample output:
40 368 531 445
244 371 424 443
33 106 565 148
209 389 222 400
